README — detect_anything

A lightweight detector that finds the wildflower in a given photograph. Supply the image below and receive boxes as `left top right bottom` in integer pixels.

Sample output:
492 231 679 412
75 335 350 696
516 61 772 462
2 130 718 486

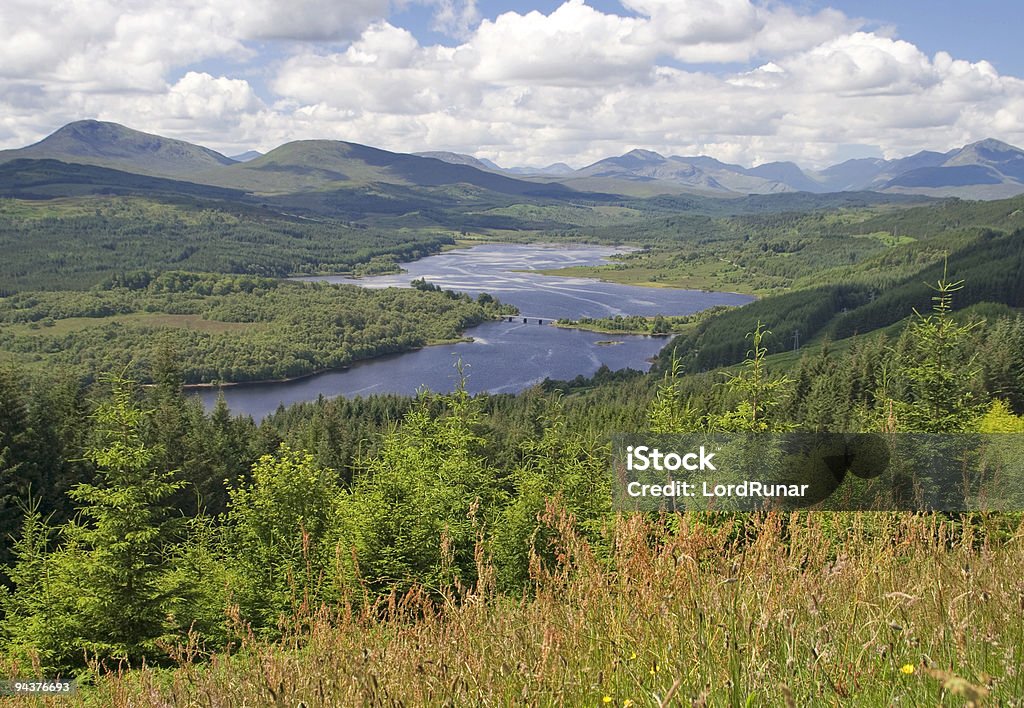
901 664 915 675
629 652 637 660
603 696 612 704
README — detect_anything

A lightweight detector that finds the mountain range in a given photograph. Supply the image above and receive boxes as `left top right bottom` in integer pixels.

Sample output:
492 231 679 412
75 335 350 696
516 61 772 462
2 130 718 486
1 120 1022 200
429 140 1024 199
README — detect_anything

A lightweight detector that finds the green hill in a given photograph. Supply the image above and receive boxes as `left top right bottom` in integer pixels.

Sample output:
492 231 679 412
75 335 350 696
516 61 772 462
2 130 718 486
209 140 588 198
0 120 235 177
0 158 246 201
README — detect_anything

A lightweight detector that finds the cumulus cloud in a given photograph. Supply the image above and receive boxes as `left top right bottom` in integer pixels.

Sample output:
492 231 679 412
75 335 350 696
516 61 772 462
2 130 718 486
622 0 859 64
1 0 1023 167
430 0 480 39
220 0 391 41
469 1 649 85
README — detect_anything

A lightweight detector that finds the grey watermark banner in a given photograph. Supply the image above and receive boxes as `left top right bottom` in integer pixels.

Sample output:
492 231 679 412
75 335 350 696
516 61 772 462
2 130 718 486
612 433 1024 512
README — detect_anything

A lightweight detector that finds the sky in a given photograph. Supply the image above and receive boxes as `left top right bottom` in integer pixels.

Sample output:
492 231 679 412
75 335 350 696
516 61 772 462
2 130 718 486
2 0 1023 169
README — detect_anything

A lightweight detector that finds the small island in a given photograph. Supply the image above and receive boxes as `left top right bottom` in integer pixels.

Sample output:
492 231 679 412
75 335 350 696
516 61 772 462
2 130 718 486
553 306 734 335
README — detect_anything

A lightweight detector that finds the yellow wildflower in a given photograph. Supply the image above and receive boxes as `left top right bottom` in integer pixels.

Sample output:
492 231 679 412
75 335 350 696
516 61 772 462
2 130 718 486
602 696 612 704
901 664 915 675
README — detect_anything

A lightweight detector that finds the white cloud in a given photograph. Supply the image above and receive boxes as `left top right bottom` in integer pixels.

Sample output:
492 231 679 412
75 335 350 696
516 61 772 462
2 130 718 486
623 0 764 44
221 0 391 41
1 0 1023 168
469 1 650 85
430 0 480 39
622 0 859 64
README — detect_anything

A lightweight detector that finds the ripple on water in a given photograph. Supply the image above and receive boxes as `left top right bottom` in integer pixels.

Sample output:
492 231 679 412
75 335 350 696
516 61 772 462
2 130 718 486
200 244 754 419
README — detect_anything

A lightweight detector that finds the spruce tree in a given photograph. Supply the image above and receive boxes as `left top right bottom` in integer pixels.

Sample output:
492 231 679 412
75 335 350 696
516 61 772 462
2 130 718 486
890 271 985 433
61 372 186 665
0 367 36 580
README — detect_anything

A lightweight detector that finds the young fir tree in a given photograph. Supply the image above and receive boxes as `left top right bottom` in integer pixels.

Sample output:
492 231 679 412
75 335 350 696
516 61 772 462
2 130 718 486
60 372 186 666
0 367 41 583
492 397 610 592
889 271 985 433
225 444 347 632
710 322 793 433
647 354 700 434
0 502 77 670
343 380 505 595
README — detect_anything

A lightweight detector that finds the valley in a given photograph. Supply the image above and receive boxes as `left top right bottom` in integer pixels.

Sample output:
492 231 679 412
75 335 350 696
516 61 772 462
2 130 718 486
2 119 1023 705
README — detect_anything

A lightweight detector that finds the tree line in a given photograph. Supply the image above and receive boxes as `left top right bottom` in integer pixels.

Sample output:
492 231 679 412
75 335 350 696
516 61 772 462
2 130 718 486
1 279 1022 671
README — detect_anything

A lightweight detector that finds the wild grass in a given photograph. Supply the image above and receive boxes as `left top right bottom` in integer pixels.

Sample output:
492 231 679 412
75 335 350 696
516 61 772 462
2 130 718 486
5 510 1022 706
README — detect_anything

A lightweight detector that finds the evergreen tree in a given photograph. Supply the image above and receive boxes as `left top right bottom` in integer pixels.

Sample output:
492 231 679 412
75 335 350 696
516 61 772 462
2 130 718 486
0 367 36 581
889 272 986 433
343 385 505 594
711 322 793 432
493 398 609 592
60 373 186 665
0 503 79 670
647 355 700 433
225 444 347 631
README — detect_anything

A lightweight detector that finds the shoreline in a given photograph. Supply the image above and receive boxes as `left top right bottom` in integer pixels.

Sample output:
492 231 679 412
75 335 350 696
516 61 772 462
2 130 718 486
180 336 476 391
185 242 751 391
531 265 760 299
552 322 674 336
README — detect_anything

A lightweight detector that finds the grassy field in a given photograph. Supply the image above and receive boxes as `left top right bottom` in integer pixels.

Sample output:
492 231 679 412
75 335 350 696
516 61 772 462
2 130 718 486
13 511 1021 706
536 258 774 296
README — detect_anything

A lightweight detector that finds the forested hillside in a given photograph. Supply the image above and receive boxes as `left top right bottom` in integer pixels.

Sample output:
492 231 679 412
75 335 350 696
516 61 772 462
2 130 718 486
1 147 1023 704
0 197 453 293
0 272 515 384
1 275 1023 702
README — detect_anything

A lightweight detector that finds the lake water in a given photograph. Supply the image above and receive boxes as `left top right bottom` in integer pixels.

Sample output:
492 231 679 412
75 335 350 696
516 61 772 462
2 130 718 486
196 244 753 419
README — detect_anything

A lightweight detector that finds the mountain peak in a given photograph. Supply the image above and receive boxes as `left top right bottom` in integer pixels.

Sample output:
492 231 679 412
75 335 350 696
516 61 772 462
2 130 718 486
624 148 665 161
0 119 235 176
413 150 494 171
965 137 1021 153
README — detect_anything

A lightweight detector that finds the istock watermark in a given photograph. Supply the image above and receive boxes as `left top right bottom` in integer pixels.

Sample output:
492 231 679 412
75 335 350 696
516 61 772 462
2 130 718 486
612 433 1024 512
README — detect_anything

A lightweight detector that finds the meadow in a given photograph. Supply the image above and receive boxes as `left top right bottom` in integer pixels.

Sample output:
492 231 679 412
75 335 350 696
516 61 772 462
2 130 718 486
5 512 1019 706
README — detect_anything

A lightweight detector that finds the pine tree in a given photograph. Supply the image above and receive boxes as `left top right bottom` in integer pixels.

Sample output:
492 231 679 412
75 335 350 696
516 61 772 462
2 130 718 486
890 270 985 433
647 354 700 433
493 397 609 592
225 444 346 630
0 367 36 580
344 383 505 594
711 322 793 432
60 372 186 665
0 502 78 670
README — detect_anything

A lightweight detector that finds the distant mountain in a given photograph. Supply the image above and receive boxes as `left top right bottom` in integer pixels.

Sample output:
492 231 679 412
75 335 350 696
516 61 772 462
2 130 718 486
746 161 822 192
2 120 1022 200
413 151 495 171
229 150 263 162
0 158 246 201
812 158 889 192
0 120 236 176
876 139 1024 198
503 163 575 176
945 138 1024 181
566 139 1024 198
219 140 581 198
418 152 575 177
573 149 794 194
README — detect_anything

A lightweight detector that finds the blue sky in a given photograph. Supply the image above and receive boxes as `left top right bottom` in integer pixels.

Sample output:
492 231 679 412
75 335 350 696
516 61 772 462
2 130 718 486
1 0 1022 167
820 0 1024 75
